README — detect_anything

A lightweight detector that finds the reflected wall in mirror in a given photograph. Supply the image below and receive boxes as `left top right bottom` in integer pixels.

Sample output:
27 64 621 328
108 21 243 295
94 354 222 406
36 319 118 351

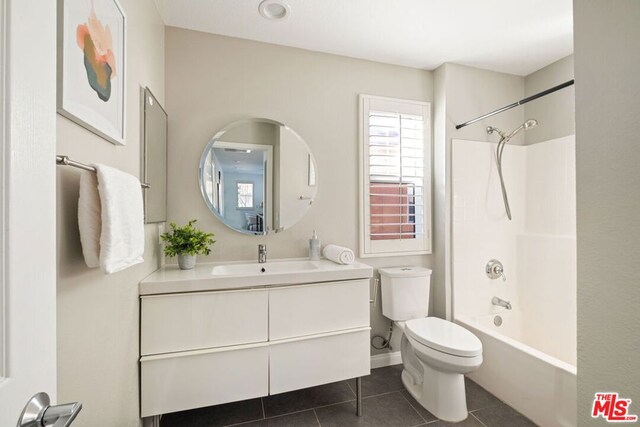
142 87 167 223
199 118 317 235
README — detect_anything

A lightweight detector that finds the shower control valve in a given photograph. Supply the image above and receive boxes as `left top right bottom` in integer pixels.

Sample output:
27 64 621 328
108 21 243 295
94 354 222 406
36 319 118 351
486 259 506 282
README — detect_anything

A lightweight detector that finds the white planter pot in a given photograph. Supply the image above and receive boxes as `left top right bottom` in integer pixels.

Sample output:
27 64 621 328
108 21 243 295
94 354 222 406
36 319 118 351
178 254 196 270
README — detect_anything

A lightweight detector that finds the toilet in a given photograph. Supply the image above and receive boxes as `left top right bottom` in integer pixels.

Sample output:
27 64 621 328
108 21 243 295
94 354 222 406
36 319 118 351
379 267 483 423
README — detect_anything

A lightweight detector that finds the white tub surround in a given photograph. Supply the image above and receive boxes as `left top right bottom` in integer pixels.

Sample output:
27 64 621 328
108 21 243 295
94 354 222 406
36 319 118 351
458 314 576 427
139 259 372 418
452 136 576 427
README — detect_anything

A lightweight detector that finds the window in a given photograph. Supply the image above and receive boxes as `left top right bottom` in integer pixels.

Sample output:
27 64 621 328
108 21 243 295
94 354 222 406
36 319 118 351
359 95 431 257
237 182 254 208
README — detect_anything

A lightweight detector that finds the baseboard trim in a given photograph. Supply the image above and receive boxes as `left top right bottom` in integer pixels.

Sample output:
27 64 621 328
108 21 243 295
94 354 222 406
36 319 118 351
371 351 402 369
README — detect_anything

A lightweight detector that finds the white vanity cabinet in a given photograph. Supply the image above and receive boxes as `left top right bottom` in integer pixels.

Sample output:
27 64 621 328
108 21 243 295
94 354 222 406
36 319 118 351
139 261 372 419
268 280 370 395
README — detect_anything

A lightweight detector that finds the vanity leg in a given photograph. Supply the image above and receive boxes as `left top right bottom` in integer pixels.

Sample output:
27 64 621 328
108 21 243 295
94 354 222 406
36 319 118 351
143 415 161 427
356 377 363 416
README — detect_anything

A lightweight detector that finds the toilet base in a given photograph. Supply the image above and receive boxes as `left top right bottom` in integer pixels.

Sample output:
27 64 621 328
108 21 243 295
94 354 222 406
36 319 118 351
401 363 469 423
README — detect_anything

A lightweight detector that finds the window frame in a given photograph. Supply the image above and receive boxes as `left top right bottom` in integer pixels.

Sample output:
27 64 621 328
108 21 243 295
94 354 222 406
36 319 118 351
358 94 432 258
236 181 255 210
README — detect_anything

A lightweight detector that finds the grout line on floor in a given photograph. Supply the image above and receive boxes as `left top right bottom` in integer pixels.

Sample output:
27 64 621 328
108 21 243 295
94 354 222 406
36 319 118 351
397 390 430 424
468 398 505 413
363 388 404 399
470 411 489 427
360 389 403 400
309 389 403 414
469 400 506 414
345 379 356 398
311 397 358 410
312 408 322 427
225 409 316 427
357 387 406 400
260 397 266 420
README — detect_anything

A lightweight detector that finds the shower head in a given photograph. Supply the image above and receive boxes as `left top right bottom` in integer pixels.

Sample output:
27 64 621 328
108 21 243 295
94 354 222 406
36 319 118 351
505 119 538 140
487 119 537 141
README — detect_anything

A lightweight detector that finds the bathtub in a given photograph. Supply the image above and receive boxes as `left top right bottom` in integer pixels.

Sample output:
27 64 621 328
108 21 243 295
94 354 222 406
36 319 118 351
457 312 576 427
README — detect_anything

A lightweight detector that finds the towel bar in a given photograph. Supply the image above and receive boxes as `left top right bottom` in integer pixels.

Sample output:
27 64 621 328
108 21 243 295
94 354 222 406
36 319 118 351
56 155 151 189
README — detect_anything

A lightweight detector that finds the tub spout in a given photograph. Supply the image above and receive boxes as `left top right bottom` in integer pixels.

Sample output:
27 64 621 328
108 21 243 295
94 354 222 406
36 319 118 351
492 296 512 310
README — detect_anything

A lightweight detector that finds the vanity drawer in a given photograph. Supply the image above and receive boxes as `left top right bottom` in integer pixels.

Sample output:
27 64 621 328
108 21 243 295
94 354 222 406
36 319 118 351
270 328 370 395
141 288 268 355
141 343 269 417
269 279 369 340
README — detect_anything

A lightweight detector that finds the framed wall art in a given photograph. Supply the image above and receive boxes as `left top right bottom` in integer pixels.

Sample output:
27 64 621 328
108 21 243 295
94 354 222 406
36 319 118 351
58 0 126 145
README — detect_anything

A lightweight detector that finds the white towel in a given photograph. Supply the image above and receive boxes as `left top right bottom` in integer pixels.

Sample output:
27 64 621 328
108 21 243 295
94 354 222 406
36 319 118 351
322 244 355 265
78 171 101 268
94 164 145 274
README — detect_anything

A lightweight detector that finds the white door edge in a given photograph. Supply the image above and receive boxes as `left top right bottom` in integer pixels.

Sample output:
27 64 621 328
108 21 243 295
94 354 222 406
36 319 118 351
0 0 8 385
0 0 57 424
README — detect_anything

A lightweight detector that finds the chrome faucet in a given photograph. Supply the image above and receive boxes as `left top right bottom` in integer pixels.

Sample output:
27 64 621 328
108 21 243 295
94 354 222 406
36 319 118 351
492 296 512 310
258 244 267 263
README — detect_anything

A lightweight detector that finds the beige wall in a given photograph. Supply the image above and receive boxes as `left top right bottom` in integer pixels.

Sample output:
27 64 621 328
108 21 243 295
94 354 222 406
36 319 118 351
56 0 165 425
574 1 640 424
165 28 433 355
524 55 575 145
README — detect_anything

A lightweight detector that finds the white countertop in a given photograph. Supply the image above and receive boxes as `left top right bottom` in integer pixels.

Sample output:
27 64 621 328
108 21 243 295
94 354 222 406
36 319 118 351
139 258 373 295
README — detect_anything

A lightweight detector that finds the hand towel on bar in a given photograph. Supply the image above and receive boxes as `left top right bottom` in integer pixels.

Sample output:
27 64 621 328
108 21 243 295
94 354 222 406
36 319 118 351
78 171 101 268
95 164 145 274
322 244 355 265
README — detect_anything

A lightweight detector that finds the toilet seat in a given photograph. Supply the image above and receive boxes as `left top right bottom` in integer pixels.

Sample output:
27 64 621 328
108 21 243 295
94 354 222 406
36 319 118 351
405 317 482 357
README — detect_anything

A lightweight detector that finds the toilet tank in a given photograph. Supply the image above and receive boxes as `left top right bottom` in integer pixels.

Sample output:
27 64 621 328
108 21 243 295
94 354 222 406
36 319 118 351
379 267 432 321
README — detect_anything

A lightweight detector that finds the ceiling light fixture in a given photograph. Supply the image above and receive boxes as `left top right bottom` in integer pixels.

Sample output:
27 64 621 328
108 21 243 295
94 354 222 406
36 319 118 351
258 0 290 21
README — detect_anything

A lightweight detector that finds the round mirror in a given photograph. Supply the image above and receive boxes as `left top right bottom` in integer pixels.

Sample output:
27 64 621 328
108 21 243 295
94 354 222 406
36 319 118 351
199 118 318 235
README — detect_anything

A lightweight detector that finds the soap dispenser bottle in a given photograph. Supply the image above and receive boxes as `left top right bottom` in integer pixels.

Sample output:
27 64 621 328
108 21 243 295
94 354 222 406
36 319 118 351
309 230 321 260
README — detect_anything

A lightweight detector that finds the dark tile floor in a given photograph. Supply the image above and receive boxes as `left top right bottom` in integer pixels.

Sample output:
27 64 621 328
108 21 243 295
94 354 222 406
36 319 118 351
160 365 537 427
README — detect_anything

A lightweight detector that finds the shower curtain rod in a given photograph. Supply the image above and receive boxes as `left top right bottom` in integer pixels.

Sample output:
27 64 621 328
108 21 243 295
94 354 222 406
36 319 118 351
455 79 575 130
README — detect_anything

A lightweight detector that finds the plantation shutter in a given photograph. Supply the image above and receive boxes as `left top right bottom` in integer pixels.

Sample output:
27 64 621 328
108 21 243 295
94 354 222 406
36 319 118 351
360 95 431 257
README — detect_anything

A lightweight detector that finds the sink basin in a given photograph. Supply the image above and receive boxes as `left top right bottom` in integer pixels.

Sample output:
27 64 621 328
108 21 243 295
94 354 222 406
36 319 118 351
140 258 374 295
211 260 320 276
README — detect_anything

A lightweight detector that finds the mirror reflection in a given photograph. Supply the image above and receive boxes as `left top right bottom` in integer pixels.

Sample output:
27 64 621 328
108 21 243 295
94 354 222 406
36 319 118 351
142 87 167 224
199 119 317 235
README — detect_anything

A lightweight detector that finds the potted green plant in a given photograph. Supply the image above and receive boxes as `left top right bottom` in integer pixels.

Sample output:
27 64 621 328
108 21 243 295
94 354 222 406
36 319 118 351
161 220 216 270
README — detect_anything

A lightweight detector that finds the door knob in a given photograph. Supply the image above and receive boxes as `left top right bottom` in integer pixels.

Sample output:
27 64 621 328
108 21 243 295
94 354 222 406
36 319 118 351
17 392 82 427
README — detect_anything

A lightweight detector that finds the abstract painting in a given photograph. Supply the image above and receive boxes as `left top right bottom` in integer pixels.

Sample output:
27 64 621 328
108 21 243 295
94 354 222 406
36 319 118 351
58 0 126 145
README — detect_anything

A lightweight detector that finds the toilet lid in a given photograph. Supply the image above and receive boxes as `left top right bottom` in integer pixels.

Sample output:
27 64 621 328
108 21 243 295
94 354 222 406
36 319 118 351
405 317 482 357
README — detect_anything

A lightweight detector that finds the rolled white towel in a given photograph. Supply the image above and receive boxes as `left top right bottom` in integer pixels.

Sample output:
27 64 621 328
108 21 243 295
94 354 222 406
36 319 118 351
322 244 355 265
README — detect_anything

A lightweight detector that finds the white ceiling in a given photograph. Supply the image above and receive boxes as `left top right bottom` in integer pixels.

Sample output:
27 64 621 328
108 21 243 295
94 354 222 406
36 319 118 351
214 148 265 174
154 0 573 76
